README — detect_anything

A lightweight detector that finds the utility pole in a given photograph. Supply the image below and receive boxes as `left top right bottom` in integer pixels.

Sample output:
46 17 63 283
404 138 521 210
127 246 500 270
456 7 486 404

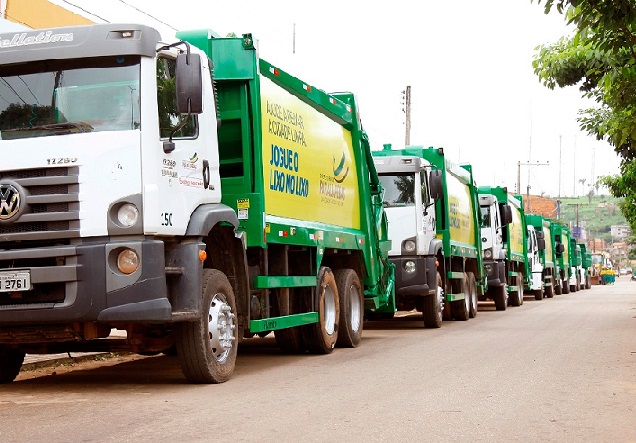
558 135 562 198
517 160 549 213
573 136 577 197
402 86 411 146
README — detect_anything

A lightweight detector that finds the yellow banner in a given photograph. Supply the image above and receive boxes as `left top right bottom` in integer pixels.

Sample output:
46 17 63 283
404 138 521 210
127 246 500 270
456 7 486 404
543 226 553 263
509 201 524 256
446 172 475 245
260 77 360 229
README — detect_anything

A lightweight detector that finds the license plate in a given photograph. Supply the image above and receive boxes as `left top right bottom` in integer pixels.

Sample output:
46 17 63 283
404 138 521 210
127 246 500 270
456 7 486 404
0 270 31 292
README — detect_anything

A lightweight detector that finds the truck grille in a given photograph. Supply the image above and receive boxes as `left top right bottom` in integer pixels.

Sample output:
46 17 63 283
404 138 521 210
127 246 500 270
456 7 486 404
0 167 79 242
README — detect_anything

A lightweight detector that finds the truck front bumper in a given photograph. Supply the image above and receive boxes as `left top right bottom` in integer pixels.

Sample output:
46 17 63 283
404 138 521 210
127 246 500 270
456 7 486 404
484 259 506 287
0 239 171 326
391 255 437 297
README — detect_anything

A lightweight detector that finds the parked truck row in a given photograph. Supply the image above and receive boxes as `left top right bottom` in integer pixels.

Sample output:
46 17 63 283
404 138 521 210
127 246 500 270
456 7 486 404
0 24 593 384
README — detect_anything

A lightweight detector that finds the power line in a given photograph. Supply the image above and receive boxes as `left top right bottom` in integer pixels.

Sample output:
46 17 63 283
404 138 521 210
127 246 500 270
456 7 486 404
60 0 110 23
116 0 178 31
0 78 27 105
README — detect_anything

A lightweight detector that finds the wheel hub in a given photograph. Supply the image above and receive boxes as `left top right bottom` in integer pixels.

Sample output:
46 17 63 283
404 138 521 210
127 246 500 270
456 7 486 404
208 293 236 363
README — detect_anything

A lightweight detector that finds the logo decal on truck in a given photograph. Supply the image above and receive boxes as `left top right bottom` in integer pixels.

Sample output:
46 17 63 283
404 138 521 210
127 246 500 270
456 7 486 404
0 31 73 49
0 184 21 221
333 153 349 183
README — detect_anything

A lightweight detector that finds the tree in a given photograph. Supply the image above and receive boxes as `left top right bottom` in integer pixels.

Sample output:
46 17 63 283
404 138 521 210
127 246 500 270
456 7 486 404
532 0 636 233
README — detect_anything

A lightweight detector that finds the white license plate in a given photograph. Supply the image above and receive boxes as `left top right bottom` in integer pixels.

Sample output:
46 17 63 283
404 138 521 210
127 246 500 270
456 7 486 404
0 270 32 292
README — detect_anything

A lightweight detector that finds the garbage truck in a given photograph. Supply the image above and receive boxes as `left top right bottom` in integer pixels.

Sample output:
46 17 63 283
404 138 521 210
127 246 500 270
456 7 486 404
568 238 582 292
372 145 483 327
0 23 394 383
526 214 558 298
477 186 512 310
551 223 571 294
478 187 543 309
579 243 592 289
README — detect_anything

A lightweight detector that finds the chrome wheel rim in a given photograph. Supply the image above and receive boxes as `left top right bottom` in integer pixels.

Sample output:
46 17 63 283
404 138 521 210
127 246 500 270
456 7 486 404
324 284 337 335
208 293 236 363
350 284 361 332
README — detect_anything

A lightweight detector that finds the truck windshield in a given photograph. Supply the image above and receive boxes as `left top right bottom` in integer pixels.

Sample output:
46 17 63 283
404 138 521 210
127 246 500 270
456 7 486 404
480 205 491 227
0 56 140 140
379 173 415 207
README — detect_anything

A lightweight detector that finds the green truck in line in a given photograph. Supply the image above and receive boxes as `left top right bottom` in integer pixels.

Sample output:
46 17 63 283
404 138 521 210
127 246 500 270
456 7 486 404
372 146 483 327
526 215 558 298
478 188 545 308
0 24 394 383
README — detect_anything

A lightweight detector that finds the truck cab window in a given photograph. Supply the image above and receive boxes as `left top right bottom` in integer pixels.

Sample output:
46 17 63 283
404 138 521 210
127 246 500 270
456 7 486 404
379 173 415 207
0 56 141 139
156 57 196 139
480 206 491 227
420 171 430 207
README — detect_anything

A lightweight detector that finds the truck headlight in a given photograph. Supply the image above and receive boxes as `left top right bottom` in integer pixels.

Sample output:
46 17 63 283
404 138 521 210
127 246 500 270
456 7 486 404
117 203 139 227
404 260 416 274
403 240 416 252
483 248 493 259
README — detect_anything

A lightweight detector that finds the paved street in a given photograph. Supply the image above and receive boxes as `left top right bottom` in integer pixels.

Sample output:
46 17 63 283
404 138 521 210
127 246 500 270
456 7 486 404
1 279 635 442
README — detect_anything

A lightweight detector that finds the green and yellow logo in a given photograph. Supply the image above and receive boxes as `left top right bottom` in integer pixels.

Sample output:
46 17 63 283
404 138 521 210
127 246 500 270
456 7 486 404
333 152 349 183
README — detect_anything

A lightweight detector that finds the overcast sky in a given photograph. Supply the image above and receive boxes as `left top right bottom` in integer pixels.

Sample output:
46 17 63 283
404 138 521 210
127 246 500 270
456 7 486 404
51 0 621 198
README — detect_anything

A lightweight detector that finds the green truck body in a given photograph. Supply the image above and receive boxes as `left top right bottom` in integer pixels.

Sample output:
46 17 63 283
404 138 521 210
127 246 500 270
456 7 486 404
579 243 592 289
179 30 395 354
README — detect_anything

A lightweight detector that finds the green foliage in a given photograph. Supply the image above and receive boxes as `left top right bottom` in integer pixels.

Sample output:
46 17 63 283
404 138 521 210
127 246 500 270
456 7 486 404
533 0 636 230
558 194 627 242
0 103 54 130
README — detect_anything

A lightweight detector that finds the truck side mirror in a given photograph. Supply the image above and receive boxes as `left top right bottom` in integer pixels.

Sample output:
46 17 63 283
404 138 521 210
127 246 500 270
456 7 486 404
557 243 565 253
176 52 203 114
429 170 443 200
537 238 546 250
535 231 544 240
499 203 512 226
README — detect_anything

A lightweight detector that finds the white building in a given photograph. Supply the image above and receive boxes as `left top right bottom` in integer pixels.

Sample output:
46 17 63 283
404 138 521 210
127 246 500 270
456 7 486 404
610 225 632 241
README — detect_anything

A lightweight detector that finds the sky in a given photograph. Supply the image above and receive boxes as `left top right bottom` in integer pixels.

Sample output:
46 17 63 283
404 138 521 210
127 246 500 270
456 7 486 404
50 0 621 198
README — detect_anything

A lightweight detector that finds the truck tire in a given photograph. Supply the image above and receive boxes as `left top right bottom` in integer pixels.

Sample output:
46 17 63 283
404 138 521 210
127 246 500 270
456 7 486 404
509 272 523 307
422 271 444 328
274 288 307 354
303 267 339 354
533 288 544 300
0 346 25 384
562 278 570 294
493 284 507 311
554 278 562 295
175 269 237 384
467 272 478 318
451 273 470 321
585 275 591 289
545 276 554 298
334 269 363 348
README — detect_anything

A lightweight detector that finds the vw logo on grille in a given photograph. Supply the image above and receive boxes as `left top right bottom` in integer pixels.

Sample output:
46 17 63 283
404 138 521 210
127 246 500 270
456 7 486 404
0 183 21 220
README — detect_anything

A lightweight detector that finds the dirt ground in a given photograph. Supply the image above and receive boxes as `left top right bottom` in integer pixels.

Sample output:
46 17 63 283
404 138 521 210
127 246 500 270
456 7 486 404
15 353 147 381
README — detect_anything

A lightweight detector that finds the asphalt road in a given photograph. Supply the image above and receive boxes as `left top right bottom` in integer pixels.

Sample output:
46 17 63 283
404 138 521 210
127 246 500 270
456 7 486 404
2 279 635 442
